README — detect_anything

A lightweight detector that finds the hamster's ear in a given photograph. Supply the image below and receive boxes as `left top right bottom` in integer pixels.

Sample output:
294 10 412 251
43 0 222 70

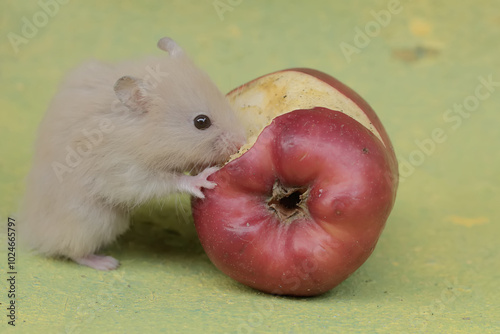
114 76 149 113
157 37 184 57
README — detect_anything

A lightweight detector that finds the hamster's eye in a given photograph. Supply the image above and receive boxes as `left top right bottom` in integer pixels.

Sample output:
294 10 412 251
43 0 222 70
194 114 211 130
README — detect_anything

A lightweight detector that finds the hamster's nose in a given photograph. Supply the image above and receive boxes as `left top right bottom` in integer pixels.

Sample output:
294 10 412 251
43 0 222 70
230 133 246 154
236 133 247 149
226 135 245 155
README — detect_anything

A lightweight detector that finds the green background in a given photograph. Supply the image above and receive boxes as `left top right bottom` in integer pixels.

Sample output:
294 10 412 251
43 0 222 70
1 0 499 333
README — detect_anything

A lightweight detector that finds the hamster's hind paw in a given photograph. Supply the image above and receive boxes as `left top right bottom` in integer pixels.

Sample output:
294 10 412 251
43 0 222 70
182 166 219 198
72 254 120 271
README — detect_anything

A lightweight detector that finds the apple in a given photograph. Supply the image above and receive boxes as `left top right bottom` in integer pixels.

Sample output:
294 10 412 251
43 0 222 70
192 68 398 296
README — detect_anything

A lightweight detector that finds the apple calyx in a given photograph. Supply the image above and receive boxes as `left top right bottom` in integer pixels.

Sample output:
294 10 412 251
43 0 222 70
267 181 310 223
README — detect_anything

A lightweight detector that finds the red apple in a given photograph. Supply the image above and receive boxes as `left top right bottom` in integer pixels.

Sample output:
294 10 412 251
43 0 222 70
192 69 398 296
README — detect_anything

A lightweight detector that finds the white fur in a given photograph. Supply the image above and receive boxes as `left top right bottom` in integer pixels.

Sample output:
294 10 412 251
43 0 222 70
19 37 246 270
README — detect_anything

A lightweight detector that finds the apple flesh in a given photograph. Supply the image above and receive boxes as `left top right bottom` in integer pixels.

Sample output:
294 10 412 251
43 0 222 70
192 69 398 296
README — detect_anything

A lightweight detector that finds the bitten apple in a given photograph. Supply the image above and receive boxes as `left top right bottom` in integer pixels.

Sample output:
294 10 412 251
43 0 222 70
192 69 398 296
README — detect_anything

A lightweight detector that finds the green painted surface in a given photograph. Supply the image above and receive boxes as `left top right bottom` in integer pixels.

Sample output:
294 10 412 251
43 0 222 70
1 0 499 333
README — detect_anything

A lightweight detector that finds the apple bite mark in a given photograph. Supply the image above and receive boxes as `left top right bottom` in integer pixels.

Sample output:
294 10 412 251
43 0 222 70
226 69 386 162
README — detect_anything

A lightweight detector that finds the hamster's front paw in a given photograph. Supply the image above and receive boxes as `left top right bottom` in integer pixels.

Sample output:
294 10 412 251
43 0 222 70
182 166 219 198
72 254 120 271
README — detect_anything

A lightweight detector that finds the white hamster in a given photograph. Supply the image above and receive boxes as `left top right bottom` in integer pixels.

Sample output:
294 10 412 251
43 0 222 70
19 37 246 270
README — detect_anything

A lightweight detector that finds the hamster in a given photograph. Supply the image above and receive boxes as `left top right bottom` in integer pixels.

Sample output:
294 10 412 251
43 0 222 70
19 37 246 271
